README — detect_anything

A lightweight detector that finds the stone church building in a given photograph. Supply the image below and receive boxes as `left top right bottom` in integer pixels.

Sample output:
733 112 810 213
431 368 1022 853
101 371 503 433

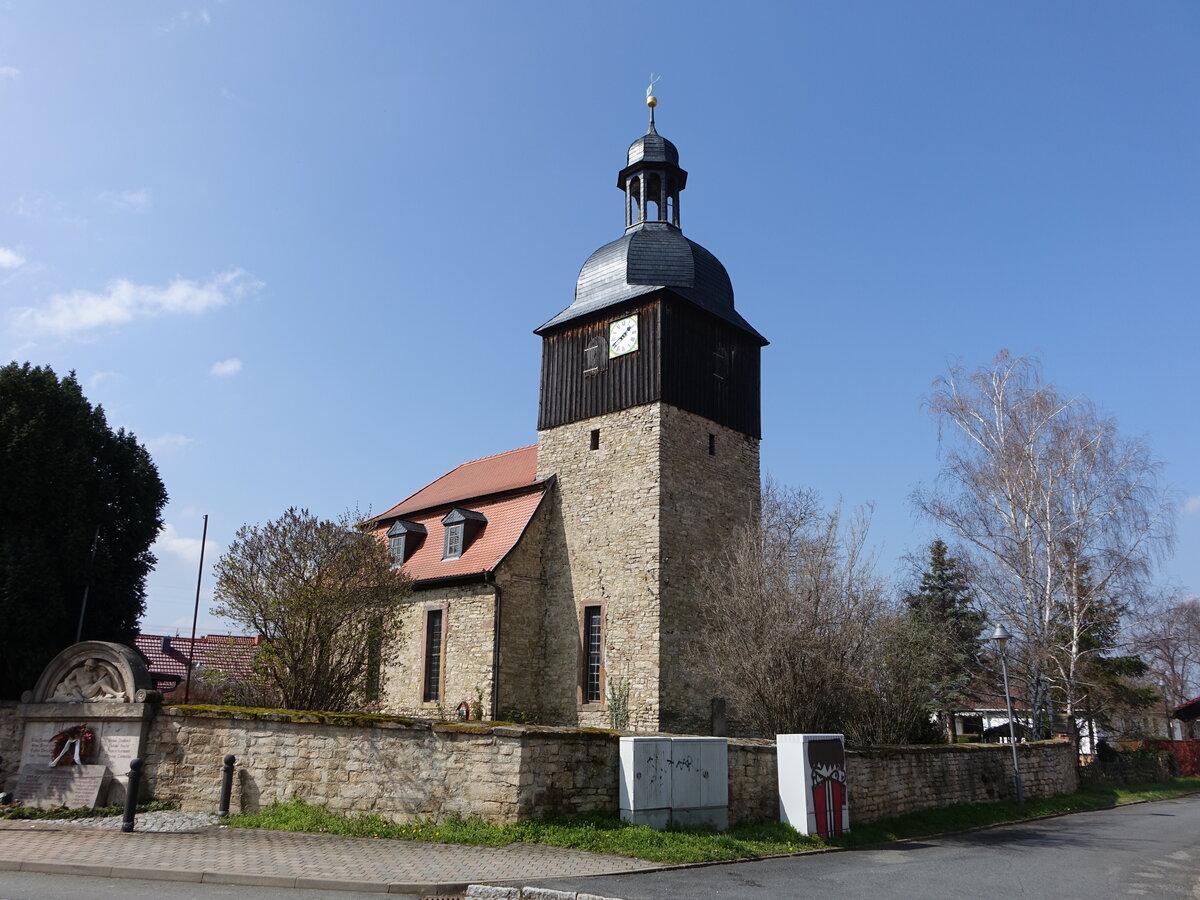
367 104 766 734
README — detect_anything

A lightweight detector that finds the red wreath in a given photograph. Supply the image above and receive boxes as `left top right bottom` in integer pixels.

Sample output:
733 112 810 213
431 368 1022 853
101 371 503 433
49 723 96 767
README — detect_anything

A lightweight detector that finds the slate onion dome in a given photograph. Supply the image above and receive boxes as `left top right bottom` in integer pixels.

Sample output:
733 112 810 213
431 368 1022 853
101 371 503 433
536 90 765 342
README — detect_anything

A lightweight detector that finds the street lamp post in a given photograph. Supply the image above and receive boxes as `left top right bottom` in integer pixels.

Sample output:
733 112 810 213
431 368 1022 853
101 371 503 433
991 623 1025 805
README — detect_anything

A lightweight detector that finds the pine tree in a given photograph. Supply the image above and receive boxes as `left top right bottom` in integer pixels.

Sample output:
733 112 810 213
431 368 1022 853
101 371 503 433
904 539 986 741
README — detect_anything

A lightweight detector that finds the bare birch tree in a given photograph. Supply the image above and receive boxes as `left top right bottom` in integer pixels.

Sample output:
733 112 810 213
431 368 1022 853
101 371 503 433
1132 595 1200 711
915 351 1174 736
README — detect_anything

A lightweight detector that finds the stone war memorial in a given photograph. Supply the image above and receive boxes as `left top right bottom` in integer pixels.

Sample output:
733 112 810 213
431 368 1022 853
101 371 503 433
13 641 158 809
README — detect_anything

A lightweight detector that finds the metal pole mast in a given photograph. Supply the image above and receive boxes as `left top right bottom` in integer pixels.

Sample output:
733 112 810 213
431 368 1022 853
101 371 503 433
75 525 101 643
184 514 208 703
999 646 1025 804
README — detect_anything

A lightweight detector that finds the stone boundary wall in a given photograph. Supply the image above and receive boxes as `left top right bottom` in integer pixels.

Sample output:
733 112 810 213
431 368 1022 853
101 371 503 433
0 701 20 789
140 707 1079 827
727 738 1077 825
846 741 1077 822
143 707 619 822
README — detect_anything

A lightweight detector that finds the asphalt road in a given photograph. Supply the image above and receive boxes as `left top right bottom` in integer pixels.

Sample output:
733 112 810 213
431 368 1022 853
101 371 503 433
533 795 1200 899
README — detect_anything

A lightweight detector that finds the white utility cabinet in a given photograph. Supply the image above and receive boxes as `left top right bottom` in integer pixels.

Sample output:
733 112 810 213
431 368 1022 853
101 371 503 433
777 733 850 837
619 736 729 830
619 736 673 828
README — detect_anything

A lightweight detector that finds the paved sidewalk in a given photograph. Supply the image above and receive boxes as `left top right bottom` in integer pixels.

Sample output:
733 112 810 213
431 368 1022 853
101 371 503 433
0 820 658 895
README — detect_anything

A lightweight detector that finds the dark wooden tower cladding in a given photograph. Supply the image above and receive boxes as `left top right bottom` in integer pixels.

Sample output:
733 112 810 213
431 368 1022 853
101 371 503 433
536 112 767 436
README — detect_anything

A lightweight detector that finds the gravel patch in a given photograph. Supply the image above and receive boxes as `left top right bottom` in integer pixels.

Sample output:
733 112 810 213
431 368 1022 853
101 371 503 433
56 810 220 832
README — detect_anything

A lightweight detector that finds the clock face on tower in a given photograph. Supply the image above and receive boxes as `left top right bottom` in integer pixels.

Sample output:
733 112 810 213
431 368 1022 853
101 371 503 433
608 314 638 358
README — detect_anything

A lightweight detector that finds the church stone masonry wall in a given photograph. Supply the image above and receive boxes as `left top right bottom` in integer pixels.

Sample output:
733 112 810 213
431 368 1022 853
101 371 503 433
658 405 760 734
493 500 550 720
536 404 665 730
383 583 496 718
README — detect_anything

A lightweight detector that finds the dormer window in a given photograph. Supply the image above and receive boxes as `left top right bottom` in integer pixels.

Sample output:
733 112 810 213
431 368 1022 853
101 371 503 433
386 519 427 566
441 508 487 560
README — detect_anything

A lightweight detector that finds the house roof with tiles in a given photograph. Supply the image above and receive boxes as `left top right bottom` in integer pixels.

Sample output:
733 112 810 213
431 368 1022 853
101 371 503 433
366 445 548 586
134 633 262 688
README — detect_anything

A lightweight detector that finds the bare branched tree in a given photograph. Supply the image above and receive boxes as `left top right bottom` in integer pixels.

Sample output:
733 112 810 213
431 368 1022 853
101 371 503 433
916 351 1175 736
1132 595 1200 711
212 507 412 712
698 483 940 744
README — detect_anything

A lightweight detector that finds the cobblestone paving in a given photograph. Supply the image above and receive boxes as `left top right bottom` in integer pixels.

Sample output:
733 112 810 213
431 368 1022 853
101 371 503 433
0 820 657 892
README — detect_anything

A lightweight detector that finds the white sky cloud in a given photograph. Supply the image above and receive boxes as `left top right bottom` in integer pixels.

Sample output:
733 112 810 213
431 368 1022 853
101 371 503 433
99 188 152 211
0 67 19 80
9 194 87 227
145 433 195 453
210 357 243 377
0 247 25 269
89 370 120 387
154 522 219 564
10 268 261 337
162 8 212 32
1185 497 1200 516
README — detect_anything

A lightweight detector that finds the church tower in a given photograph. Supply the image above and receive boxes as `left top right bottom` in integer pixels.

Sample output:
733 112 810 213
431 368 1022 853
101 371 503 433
534 92 767 733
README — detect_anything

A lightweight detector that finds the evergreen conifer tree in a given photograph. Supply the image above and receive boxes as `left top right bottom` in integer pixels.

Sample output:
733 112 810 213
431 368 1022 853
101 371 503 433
0 363 167 697
904 539 986 740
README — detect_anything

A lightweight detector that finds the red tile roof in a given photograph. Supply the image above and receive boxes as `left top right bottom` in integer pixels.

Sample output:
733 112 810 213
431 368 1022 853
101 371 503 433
1173 696 1200 721
134 633 261 689
368 445 547 584
368 445 539 521
391 489 544 582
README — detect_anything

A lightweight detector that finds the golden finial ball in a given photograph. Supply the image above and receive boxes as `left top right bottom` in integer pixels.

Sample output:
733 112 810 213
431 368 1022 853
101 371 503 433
646 95 658 108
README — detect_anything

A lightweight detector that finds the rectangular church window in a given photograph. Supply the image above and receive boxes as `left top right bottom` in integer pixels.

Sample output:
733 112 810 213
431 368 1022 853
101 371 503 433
583 605 603 703
423 608 444 702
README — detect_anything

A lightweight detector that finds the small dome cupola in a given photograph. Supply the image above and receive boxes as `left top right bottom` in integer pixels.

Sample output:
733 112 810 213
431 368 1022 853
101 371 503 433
534 81 766 345
617 81 687 231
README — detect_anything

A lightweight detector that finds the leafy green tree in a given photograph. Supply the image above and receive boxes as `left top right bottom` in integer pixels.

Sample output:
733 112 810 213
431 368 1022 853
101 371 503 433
903 539 986 741
212 508 412 712
0 363 167 698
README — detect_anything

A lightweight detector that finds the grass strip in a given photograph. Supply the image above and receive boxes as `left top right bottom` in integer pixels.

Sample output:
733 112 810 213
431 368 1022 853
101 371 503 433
224 778 1200 865
225 798 826 863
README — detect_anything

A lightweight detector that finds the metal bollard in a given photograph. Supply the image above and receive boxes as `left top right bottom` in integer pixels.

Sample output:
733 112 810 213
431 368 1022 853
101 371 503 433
121 758 143 833
218 754 235 818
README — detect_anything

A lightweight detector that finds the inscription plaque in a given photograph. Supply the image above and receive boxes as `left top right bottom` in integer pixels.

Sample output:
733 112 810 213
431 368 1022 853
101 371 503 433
15 764 111 809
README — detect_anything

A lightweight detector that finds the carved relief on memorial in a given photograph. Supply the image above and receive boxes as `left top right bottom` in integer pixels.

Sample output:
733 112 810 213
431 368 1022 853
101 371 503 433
50 659 129 702
23 640 154 705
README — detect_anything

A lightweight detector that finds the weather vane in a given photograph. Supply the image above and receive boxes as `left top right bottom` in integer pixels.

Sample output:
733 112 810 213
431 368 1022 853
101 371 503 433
646 73 661 108
646 73 661 130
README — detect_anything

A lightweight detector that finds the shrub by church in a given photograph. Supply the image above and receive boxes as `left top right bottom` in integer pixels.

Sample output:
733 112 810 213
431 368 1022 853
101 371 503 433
367 104 766 734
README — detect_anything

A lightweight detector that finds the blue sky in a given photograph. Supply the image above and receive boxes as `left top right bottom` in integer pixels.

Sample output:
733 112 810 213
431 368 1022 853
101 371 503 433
2 2 1197 636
